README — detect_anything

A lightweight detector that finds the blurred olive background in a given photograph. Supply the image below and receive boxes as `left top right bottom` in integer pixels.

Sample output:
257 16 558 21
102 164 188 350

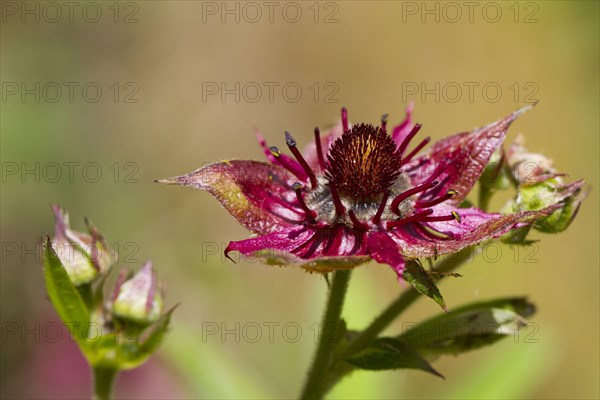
1 1 598 399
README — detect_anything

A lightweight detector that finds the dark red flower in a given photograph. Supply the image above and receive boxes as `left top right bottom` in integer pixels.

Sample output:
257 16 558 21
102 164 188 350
159 105 562 280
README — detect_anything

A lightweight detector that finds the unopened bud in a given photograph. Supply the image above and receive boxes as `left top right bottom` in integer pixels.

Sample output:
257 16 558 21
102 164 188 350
110 261 163 325
506 134 561 186
50 205 115 286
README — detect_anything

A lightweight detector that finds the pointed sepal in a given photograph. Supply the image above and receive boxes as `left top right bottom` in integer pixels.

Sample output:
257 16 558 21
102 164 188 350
402 260 447 311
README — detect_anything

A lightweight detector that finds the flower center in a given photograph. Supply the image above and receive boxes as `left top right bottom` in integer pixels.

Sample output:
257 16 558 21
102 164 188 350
325 124 402 201
271 108 460 233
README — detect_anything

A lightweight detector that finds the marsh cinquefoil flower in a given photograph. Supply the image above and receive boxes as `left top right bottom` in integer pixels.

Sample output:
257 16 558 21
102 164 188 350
159 105 565 280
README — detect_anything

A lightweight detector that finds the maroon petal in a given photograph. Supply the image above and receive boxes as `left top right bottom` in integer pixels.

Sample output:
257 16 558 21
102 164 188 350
226 227 316 257
423 205 502 238
390 203 560 259
227 225 368 258
407 105 534 205
391 102 415 146
367 231 407 281
157 160 304 235
225 226 370 273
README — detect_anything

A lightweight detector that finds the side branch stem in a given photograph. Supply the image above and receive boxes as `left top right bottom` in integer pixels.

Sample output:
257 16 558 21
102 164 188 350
322 248 473 396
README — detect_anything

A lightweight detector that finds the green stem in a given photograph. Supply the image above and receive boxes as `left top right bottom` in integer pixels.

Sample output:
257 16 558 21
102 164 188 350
300 270 352 399
92 366 118 400
323 248 474 395
336 287 420 363
478 187 493 212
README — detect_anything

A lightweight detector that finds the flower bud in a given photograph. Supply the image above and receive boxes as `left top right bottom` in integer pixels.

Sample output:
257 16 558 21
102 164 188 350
50 205 115 286
527 182 586 233
506 134 561 186
110 261 163 325
501 137 587 237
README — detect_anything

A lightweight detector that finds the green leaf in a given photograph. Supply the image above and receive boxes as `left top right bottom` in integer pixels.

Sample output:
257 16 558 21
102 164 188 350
441 331 559 399
43 237 90 346
346 338 443 378
77 283 94 310
398 297 535 359
403 260 447 311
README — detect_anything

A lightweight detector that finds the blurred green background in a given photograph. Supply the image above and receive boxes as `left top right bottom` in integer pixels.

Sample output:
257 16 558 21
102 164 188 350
1 1 598 399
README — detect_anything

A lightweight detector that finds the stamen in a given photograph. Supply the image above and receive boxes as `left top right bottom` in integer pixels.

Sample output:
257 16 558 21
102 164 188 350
285 132 318 188
269 146 280 157
413 222 452 241
328 182 346 216
371 191 390 224
348 210 369 231
269 146 308 180
314 127 326 170
421 211 461 223
292 182 318 219
403 137 431 164
341 107 349 132
453 211 461 223
386 209 433 229
381 114 389 132
391 180 438 214
292 230 323 258
415 189 458 209
397 123 422 157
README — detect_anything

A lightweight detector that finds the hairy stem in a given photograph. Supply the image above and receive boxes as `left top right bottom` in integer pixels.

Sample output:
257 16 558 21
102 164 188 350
300 270 352 399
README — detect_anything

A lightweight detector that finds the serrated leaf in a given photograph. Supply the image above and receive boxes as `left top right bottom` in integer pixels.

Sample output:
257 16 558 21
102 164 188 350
403 260 446 311
43 237 90 346
347 338 443 378
398 297 535 359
